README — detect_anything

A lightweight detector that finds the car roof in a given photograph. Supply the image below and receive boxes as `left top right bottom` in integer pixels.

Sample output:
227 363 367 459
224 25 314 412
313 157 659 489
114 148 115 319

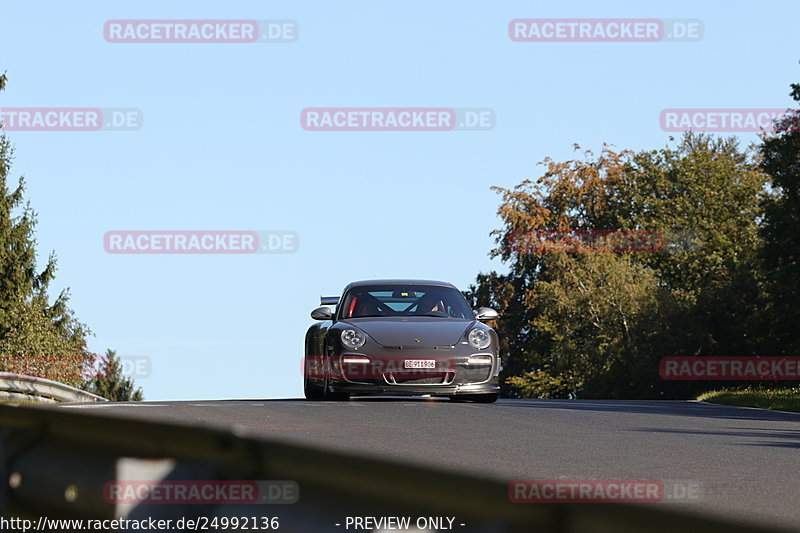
343 279 457 291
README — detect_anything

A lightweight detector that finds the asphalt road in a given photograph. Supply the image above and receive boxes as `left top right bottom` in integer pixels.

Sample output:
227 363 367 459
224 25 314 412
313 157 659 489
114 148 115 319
61 398 800 531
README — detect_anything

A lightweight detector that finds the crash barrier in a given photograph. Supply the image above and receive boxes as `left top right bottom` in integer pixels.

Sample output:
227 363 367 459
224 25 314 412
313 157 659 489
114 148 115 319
0 373 107 403
0 404 789 533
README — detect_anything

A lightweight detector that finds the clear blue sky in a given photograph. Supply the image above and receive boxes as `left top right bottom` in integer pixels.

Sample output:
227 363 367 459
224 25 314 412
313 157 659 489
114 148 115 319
1 1 798 400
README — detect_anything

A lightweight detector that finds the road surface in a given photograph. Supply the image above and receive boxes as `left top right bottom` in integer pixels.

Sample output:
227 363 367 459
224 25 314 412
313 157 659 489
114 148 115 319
61 398 800 531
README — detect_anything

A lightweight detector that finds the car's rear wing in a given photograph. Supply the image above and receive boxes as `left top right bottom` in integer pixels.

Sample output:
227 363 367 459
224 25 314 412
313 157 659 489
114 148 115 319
320 296 340 306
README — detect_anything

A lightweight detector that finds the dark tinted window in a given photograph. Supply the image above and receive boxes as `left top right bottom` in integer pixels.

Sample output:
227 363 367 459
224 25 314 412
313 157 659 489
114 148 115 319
340 285 473 319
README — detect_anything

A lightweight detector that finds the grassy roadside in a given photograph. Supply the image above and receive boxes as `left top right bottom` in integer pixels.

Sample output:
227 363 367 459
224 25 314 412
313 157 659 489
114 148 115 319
697 388 800 412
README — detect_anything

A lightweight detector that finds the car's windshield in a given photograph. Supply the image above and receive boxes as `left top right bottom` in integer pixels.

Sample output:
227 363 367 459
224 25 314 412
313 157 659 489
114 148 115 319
339 285 473 319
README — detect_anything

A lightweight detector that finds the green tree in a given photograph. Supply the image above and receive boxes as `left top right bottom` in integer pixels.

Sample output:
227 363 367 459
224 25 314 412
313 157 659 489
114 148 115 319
465 271 540 397
85 349 143 401
759 84 800 357
507 253 677 398
0 72 92 386
470 133 769 398
0 297 90 387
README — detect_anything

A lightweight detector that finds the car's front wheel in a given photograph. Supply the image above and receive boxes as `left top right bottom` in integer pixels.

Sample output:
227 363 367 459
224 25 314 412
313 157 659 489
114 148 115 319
449 393 498 403
304 376 325 400
325 389 351 401
323 371 350 401
306 348 350 401
303 358 325 400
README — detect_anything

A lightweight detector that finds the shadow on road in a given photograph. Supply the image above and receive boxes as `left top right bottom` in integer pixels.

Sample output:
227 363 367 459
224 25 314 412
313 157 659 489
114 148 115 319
495 399 800 422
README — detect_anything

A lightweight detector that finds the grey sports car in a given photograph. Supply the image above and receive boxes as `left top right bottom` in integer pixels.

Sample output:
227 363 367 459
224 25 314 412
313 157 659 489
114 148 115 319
304 279 501 402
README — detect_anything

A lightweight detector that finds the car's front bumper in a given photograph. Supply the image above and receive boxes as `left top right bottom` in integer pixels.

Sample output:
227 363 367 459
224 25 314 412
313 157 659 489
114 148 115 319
326 349 500 397
328 380 500 397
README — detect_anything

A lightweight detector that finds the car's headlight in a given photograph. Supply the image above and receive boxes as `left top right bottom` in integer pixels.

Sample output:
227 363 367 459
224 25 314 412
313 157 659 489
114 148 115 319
468 328 491 350
341 328 367 350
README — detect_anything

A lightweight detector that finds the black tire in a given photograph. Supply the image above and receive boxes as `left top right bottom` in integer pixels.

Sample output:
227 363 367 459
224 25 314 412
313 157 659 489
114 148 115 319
320 356 350 401
303 362 325 400
322 375 350 401
304 376 325 400
450 393 498 403
325 390 351 401
303 334 326 400
306 342 350 401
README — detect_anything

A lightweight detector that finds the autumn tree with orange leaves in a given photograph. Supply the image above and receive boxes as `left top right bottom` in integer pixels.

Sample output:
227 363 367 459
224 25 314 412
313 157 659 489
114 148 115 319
466 133 770 399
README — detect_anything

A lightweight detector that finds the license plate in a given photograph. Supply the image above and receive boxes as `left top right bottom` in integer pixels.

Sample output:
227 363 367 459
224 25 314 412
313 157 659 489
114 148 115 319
404 359 436 369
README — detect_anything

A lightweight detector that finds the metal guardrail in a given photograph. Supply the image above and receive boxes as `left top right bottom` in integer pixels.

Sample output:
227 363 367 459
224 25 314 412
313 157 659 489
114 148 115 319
0 373 107 403
0 404 790 533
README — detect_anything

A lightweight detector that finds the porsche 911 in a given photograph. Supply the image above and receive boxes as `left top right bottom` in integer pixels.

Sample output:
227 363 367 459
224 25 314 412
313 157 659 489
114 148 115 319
304 279 501 402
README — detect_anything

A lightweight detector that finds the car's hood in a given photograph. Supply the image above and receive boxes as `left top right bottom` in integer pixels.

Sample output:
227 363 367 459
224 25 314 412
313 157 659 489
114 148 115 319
342 317 475 347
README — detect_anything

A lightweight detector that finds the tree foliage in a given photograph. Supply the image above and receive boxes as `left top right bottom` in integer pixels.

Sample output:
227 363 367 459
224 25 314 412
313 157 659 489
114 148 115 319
84 349 143 402
0 75 93 387
0 72 143 400
759 83 800 357
468 131 773 399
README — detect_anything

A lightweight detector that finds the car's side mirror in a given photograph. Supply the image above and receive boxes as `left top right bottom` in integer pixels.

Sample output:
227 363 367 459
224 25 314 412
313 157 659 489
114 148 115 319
310 306 333 320
474 307 499 320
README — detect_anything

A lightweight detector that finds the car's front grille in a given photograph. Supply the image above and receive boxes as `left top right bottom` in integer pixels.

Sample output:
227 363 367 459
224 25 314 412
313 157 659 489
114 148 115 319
384 371 455 386
393 376 444 385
